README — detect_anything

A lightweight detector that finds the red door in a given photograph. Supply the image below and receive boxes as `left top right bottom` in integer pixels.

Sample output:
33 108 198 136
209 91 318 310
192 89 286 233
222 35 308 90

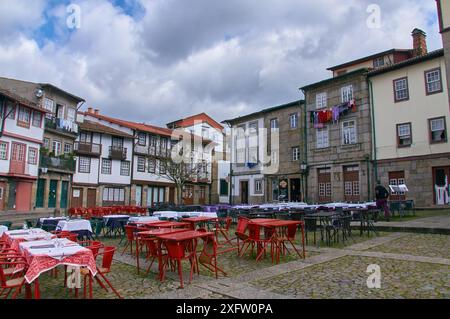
343 166 360 202
318 168 332 203
389 171 406 201
15 181 32 211
10 142 26 175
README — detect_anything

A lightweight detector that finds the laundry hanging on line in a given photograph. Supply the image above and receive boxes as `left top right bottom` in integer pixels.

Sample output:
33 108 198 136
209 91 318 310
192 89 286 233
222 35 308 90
310 99 356 126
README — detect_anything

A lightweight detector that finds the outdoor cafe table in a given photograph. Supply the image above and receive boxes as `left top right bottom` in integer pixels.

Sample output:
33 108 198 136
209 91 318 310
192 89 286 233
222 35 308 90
2 228 57 251
181 217 218 231
154 230 216 287
103 215 130 237
248 219 305 263
0 225 7 236
36 217 67 228
135 228 190 274
18 238 97 299
56 219 93 239
128 216 159 224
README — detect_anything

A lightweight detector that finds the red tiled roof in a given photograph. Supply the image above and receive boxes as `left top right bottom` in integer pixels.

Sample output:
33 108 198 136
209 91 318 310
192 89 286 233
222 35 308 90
167 113 224 130
79 120 135 138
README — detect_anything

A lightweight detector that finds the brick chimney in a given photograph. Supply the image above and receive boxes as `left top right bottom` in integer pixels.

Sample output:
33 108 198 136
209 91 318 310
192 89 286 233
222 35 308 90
94 109 99 115
412 28 427 57
87 107 94 114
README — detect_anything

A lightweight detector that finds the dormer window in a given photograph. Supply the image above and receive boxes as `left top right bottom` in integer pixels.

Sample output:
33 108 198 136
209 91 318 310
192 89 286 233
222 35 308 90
373 56 385 68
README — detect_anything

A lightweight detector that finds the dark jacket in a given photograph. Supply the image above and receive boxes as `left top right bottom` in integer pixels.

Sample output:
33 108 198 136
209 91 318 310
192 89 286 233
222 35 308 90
375 185 389 200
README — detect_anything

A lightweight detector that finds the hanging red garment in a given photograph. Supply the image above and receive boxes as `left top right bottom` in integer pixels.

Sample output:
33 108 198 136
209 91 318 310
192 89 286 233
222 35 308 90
318 110 328 123
326 110 332 122
350 99 356 112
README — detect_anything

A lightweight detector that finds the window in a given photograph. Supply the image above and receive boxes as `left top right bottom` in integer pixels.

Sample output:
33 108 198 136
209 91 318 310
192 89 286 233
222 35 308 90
235 125 246 164
425 68 442 95
78 157 91 173
220 179 229 196
120 161 130 176
394 77 409 102
160 138 168 157
102 187 125 203
32 112 42 127
254 179 263 194
270 118 278 130
289 113 298 129
159 161 167 174
292 146 300 161
316 127 329 148
202 127 209 139
17 106 31 127
43 138 50 149
316 92 327 109
79 132 92 143
429 117 447 143
148 158 156 173
138 132 146 146
389 171 406 199
6 103 15 119
342 120 357 145
397 123 412 147
28 148 38 165
0 142 8 160
64 143 73 154
101 158 112 174
373 56 385 68
137 156 146 172
248 122 259 164
341 85 353 103
44 98 54 113
56 105 64 119
52 140 62 155
67 108 76 122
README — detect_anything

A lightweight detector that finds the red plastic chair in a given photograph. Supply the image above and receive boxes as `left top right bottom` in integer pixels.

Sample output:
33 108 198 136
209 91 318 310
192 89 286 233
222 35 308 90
161 239 198 289
241 224 275 262
121 225 137 256
276 223 305 262
82 246 123 299
234 217 250 255
0 258 28 299
57 232 78 242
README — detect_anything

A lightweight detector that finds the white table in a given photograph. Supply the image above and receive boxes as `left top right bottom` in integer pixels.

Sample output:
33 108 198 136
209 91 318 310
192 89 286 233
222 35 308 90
103 215 130 225
152 211 179 219
128 216 159 223
39 217 67 223
0 225 8 236
56 220 93 233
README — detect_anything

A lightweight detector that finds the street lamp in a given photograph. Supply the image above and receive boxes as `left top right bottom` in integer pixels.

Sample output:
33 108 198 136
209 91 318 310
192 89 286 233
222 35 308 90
300 162 308 173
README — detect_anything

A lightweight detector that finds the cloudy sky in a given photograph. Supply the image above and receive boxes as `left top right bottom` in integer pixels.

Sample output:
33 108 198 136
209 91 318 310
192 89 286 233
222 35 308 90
0 0 442 126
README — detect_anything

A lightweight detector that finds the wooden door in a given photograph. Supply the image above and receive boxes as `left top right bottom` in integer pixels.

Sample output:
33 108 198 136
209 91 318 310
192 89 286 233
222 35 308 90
36 179 45 208
60 181 69 209
290 179 301 202
48 180 58 208
389 171 406 201
15 182 32 211
183 185 194 205
87 188 97 208
169 187 175 204
318 168 331 203
199 186 206 205
240 181 249 204
71 188 83 208
7 181 16 210
343 166 360 202
135 186 142 206
0 182 6 211
10 142 26 175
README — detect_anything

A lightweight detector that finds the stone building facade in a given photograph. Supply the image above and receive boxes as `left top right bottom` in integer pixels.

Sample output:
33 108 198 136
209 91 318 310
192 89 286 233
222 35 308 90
301 69 374 204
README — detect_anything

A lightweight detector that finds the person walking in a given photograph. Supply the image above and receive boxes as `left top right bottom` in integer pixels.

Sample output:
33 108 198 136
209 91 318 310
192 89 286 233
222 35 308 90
375 181 391 221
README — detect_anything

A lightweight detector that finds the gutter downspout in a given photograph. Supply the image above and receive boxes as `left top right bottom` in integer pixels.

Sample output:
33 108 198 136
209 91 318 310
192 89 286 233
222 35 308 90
224 122 233 205
368 79 378 198
300 89 308 203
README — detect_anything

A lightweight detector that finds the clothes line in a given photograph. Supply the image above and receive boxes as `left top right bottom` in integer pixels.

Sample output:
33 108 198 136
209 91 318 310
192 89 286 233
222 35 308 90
310 99 356 128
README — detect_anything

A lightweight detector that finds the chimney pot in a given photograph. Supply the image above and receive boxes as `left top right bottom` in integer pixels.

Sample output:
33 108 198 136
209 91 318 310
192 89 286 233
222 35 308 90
412 28 427 57
87 107 93 114
94 109 99 115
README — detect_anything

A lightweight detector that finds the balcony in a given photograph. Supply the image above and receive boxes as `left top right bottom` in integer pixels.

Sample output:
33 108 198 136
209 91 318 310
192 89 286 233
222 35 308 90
134 144 149 155
45 117 78 136
40 154 76 173
109 146 127 160
74 142 101 157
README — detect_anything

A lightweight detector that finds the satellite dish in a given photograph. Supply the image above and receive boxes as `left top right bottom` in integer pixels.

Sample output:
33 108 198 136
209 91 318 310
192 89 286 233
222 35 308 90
35 89 44 98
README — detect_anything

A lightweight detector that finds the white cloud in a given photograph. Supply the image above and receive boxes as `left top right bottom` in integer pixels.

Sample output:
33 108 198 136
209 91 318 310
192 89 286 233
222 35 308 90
0 0 443 125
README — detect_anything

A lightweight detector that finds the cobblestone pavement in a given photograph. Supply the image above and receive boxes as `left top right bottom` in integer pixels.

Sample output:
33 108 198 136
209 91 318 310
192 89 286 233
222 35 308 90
367 233 450 259
250 255 450 299
21 230 450 299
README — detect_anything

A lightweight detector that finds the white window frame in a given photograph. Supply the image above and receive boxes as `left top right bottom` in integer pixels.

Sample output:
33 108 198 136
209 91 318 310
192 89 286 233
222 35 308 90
342 120 357 145
44 98 54 113
0 142 8 160
78 157 91 173
316 127 329 149
137 156 146 172
292 146 300 161
120 161 130 176
52 140 62 155
394 78 409 102
63 143 73 154
316 92 327 109
289 113 298 129
425 69 442 94
28 148 38 165
67 108 76 122
341 85 353 103
254 179 263 194
373 56 385 68
101 158 112 175
397 123 412 147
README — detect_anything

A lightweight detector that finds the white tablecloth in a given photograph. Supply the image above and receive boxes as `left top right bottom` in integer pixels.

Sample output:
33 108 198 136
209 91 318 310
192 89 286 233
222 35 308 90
152 211 218 219
103 215 130 225
152 211 179 219
128 216 159 223
39 217 67 223
0 225 8 236
6 228 54 242
56 220 93 233
20 238 86 260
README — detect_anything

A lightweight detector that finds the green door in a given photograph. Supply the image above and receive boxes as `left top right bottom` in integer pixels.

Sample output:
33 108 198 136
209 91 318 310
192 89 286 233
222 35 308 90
60 181 69 209
36 179 46 208
48 180 58 208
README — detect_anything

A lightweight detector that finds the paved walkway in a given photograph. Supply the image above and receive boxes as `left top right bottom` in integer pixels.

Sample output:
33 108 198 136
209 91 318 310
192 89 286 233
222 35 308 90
371 215 450 234
113 231 450 299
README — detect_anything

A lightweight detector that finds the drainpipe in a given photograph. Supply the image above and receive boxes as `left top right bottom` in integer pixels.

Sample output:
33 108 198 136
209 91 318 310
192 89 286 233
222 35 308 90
368 79 378 196
300 90 308 203
0 96 5 137
224 122 233 205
